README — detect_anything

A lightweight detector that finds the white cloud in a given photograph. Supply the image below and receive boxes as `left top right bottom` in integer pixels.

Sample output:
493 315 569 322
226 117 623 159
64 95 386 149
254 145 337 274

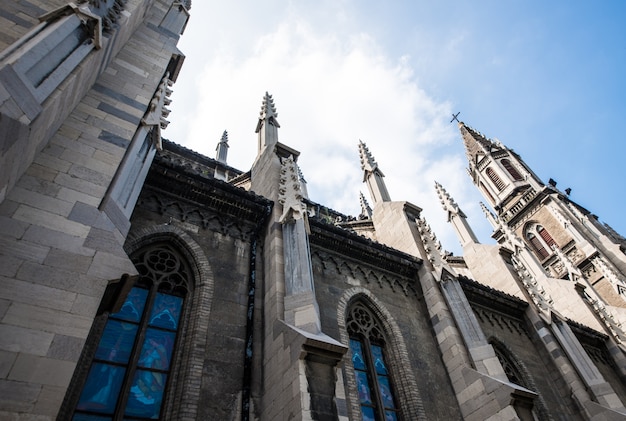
166 6 495 255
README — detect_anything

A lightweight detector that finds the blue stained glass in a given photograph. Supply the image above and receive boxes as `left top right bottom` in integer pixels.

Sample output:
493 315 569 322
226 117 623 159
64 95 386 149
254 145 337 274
377 375 395 409
149 293 182 330
125 369 167 419
138 328 175 370
350 339 366 370
370 345 388 375
113 288 148 322
95 320 138 363
72 414 112 421
361 406 376 421
384 410 398 421
76 363 125 414
355 371 373 405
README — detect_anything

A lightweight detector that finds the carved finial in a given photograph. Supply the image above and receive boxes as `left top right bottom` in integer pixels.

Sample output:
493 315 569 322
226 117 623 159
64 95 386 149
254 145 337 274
359 192 373 219
141 72 173 150
551 246 584 284
511 255 554 315
278 155 307 225
256 92 281 152
480 202 498 228
297 165 309 200
434 181 464 217
358 140 381 174
258 92 280 128
416 216 445 265
215 130 229 163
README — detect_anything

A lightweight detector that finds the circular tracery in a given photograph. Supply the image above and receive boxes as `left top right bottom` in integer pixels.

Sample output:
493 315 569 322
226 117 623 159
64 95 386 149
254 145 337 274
132 244 190 295
347 303 385 344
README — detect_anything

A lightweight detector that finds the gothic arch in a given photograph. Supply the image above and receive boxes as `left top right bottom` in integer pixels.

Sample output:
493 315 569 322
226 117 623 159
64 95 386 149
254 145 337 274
501 159 523 181
123 225 215 420
489 337 551 421
337 287 426 420
523 222 556 261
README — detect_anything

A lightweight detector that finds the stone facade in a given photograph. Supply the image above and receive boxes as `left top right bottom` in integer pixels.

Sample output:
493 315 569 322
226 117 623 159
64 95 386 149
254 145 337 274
1 2 626 420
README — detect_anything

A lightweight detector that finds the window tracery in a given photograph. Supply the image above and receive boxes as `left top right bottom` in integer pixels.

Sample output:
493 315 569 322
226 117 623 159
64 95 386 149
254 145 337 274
73 243 191 420
347 302 399 421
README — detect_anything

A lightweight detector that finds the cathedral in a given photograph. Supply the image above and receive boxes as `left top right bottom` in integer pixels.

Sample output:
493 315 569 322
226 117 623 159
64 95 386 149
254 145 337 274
0 1 625 420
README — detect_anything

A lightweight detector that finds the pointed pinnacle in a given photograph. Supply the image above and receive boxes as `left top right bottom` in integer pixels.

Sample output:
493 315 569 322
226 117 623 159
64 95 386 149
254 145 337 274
220 130 229 143
359 191 372 218
259 92 279 123
434 181 462 216
358 140 379 173
480 202 498 228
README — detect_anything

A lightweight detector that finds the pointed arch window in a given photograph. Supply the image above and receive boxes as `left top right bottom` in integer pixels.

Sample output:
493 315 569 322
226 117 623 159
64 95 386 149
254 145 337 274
486 167 506 191
524 224 556 261
347 302 399 421
73 244 191 420
480 181 496 204
501 159 523 181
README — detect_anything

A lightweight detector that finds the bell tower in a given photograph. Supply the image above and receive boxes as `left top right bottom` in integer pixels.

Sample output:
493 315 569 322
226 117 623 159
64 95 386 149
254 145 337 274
459 122 543 216
458 122 626 311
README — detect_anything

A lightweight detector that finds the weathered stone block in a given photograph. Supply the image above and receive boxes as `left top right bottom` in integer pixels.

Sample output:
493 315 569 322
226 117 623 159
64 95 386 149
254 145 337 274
8 354 75 387
0 324 53 356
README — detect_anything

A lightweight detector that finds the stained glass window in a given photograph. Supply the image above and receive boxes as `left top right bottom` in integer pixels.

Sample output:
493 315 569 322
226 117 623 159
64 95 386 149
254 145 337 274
347 303 399 421
74 244 190 420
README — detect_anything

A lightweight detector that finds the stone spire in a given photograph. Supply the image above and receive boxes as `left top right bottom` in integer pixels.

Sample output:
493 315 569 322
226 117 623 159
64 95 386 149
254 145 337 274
480 202 498 229
435 182 479 247
297 165 308 200
215 130 229 164
255 92 280 153
458 122 495 166
359 191 372 219
435 181 478 246
358 140 391 204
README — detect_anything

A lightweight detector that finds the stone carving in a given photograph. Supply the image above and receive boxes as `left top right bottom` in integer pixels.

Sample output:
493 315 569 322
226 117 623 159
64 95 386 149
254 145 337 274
591 256 626 301
278 155 307 224
311 251 417 297
511 255 554 314
139 193 255 241
416 216 444 265
473 307 527 336
435 181 464 218
579 288 625 344
359 192 372 219
141 73 173 150
86 0 128 32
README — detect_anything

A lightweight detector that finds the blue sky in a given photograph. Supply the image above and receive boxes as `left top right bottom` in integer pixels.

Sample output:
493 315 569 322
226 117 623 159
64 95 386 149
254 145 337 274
166 1 626 254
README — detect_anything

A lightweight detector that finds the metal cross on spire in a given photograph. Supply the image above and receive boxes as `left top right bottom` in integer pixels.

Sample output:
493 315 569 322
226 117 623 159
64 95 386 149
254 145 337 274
450 112 461 123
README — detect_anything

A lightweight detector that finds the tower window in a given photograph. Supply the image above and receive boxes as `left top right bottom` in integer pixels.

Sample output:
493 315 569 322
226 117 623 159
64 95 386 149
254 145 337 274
480 181 496 204
73 244 190 420
501 159 523 181
537 226 556 248
347 303 399 421
486 167 506 191
524 224 557 261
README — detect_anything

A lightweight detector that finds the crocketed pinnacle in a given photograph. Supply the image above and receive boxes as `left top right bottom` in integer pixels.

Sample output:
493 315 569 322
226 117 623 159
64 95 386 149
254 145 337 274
215 130 229 163
359 191 373 219
480 202 498 229
256 91 280 130
434 181 465 218
255 92 280 152
358 140 383 176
